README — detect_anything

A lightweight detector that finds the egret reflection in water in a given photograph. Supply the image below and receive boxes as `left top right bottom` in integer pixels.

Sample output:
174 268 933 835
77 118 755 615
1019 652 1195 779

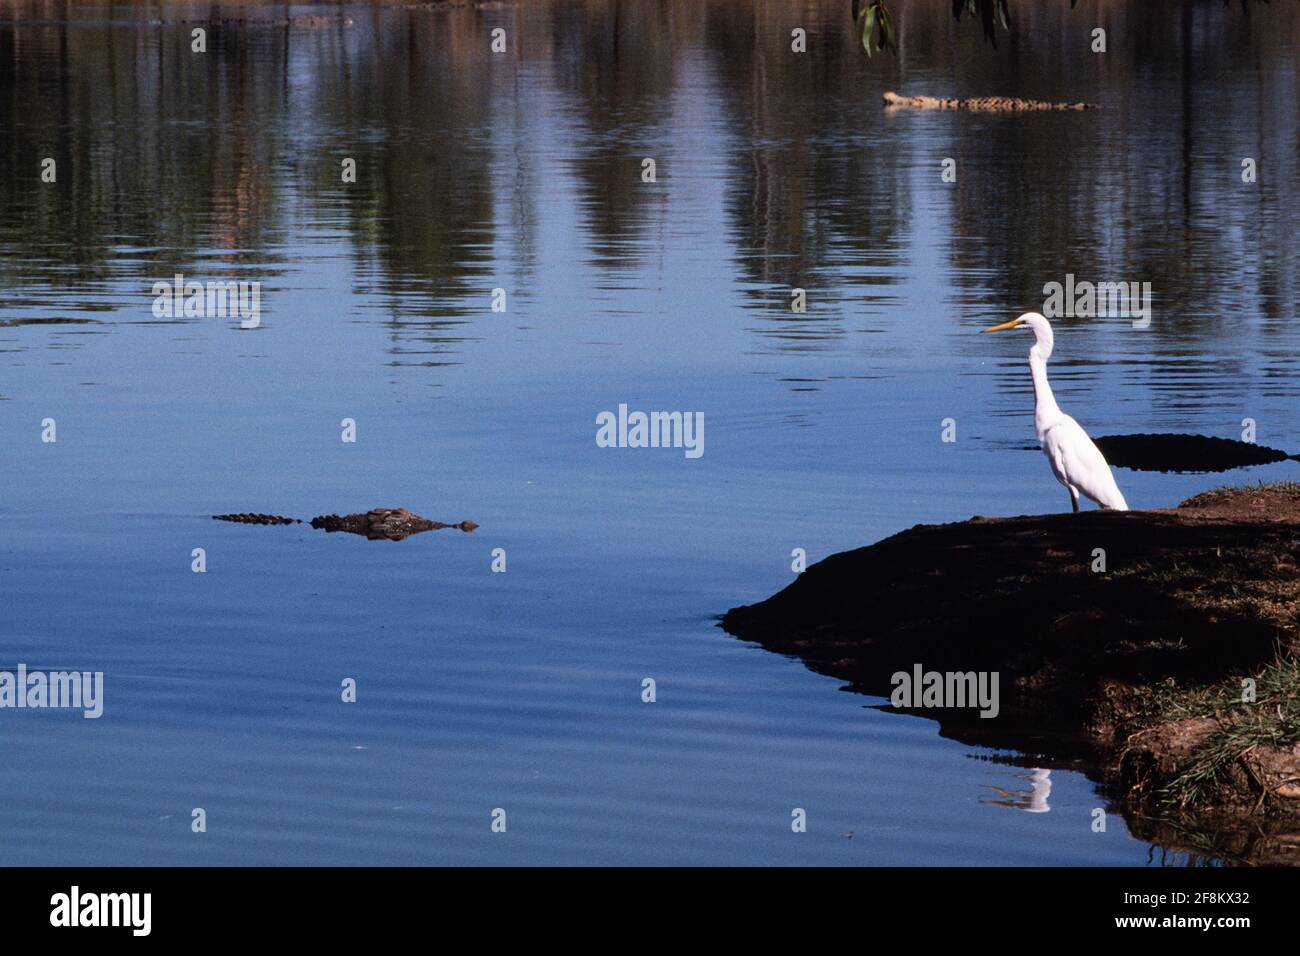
981 769 1053 814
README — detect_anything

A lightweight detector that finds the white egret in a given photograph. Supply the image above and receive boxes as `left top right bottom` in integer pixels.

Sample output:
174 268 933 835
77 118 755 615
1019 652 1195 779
983 312 1129 512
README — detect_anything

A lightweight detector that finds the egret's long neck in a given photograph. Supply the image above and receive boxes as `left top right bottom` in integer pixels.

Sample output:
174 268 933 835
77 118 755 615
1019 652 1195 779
1029 342 1061 436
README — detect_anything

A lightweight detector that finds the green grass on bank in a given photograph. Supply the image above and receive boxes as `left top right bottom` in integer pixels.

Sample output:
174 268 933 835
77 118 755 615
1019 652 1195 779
1146 656 1300 809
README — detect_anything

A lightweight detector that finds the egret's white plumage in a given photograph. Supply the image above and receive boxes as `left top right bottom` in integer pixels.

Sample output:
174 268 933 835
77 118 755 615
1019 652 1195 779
984 312 1129 512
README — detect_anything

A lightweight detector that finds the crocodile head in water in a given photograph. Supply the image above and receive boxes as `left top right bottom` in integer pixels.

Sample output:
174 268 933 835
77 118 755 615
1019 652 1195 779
310 508 478 541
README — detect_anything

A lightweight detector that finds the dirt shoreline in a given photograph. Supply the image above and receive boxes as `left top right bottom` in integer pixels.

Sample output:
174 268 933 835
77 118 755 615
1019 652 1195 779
721 485 1300 863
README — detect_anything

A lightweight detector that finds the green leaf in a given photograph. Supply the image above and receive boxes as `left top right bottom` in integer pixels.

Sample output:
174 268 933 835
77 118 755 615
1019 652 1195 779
862 5 878 56
879 4 897 54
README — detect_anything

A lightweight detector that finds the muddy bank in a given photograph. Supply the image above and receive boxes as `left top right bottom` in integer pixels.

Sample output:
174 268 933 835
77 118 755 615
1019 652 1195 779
721 486 1300 858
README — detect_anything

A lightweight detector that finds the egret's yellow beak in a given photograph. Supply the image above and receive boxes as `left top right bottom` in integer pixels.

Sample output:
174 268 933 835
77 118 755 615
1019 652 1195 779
982 318 1024 333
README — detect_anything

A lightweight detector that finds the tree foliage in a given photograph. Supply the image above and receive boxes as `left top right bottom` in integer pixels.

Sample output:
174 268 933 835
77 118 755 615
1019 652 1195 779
851 0 898 58
853 0 1282 56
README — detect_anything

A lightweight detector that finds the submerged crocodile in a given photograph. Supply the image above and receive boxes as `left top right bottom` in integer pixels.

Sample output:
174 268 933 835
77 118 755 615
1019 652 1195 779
883 91 1098 111
213 508 477 541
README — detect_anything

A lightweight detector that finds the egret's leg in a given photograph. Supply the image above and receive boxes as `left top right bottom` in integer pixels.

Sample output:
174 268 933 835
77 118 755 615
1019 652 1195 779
1069 487 1080 513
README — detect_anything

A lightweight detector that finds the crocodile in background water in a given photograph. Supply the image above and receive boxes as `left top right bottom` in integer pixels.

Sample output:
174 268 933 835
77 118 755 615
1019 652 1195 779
882 91 1098 111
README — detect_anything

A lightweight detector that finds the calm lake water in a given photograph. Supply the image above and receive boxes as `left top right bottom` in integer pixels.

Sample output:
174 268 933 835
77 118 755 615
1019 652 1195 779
1 0 1297 865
